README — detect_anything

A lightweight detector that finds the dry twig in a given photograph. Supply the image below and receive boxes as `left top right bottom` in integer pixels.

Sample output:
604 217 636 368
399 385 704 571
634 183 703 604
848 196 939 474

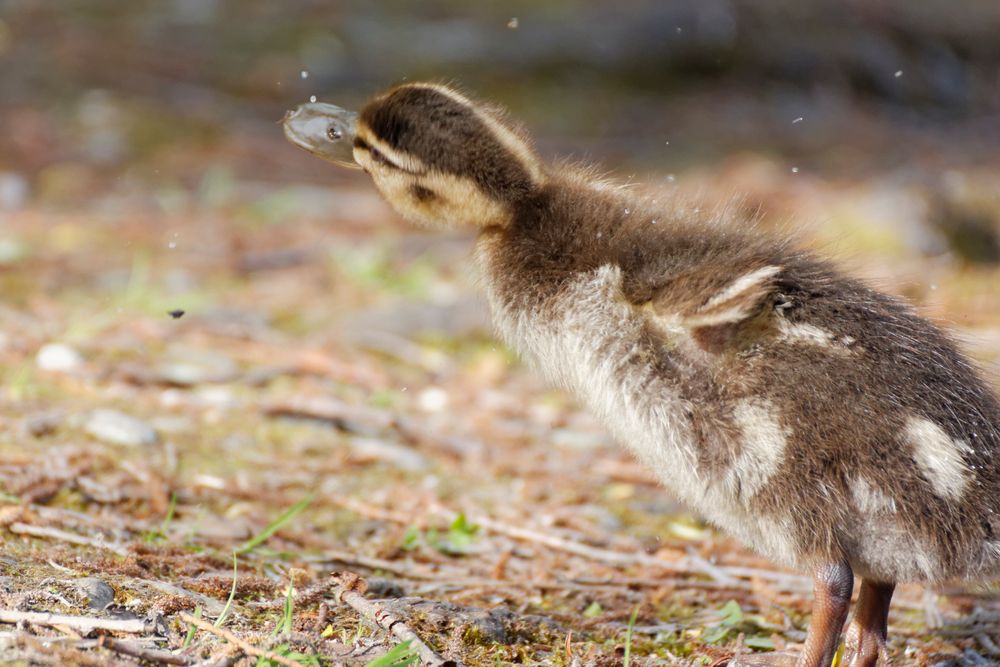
330 571 460 667
97 636 194 665
313 548 437 580
178 612 304 667
0 609 146 634
8 521 130 556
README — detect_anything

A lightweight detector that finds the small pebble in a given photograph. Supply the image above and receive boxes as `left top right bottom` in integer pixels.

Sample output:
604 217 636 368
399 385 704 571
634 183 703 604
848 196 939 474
168 309 185 319
23 411 62 438
417 386 449 412
84 409 158 447
36 343 83 373
76 577 115 610
350 437 428 472
0 172 29 211
366 578 405 598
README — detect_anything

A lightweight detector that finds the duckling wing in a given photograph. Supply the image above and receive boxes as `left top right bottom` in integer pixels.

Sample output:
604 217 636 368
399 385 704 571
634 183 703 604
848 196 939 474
651 264 784 354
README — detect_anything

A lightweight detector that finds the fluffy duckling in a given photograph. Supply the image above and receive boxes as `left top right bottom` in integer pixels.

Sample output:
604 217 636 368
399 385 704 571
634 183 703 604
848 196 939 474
283 83 1000 667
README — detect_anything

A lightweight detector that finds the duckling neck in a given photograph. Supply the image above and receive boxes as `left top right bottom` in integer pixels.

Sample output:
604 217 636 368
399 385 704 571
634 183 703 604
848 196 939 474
474 180 709 501
494 179 625 272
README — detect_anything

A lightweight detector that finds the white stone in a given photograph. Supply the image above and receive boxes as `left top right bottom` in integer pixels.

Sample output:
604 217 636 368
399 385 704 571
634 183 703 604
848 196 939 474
85 409 158 447
416 386 449 412
36 343 84 373
0 172 29 210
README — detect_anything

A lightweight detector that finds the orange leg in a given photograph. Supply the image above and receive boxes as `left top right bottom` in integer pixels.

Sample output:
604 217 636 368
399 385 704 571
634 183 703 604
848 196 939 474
728 560 854 667
842 580 894 667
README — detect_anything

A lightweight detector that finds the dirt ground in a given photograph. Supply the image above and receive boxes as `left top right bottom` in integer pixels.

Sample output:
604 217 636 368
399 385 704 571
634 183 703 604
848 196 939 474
1 157 999 666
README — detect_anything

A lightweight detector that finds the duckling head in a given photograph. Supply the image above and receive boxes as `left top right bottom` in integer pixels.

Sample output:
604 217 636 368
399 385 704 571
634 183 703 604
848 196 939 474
354 83 544 229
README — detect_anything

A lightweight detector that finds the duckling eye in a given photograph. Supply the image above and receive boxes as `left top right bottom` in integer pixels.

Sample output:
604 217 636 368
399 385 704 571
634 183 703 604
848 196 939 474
326 126 342 141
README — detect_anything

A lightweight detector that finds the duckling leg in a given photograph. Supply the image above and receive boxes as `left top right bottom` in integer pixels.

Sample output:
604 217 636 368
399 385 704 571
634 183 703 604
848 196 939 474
841 580 894 667
728 560 854 667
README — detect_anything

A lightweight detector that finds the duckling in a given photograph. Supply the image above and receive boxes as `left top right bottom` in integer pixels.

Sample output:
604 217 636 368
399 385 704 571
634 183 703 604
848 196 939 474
283 84 1000 667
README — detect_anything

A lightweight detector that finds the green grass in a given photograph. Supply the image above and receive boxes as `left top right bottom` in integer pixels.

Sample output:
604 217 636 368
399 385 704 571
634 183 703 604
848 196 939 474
276 581 294 635
702 600 775 651
252 579 319 667
143 492 178 543
214 553 238 628
402 512 481 556
183 606 202 648
623 606 639 667
236 494 313 554
364 641 420 667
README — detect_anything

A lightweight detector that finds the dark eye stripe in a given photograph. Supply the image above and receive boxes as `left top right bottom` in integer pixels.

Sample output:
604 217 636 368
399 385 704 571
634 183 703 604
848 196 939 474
353 137 423 175
411 184 435 202
369 148 394 167
353 136 393 167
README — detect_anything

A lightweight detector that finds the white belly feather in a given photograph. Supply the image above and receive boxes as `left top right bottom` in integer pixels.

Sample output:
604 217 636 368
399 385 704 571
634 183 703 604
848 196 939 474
478 258 801 565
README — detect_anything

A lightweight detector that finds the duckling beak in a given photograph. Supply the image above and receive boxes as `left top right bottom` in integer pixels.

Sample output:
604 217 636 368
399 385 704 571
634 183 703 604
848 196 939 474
282 101 361 169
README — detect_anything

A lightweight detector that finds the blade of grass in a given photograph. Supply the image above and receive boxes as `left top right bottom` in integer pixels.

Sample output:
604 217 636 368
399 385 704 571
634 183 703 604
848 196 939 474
214 553 238 627
144 492 179 543
236 494 313 554
623 606 639 667
183 605 202 648
277 581 294 635
364 640 419 667
160 492 178 535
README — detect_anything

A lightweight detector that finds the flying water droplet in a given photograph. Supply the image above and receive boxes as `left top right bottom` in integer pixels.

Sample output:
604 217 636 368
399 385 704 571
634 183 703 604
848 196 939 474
300 70 309 79
792 117 804 124
791 167 800 173
309 95 317 103
507 17 519 29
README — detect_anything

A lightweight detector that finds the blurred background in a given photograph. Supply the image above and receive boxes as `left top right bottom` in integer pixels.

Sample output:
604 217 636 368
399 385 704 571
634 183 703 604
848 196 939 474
1 3 1000 664
3 1 1000 195
2 0 999 354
